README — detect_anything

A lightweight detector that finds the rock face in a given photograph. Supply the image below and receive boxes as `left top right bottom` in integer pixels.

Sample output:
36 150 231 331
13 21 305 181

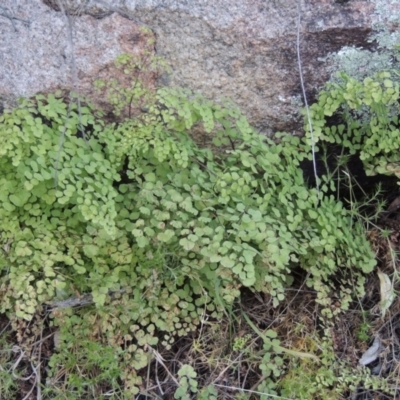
0 0 375 134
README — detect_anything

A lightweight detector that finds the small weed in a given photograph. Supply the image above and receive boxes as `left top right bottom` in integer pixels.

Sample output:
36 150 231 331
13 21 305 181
0 335 17 398
356 312 372 343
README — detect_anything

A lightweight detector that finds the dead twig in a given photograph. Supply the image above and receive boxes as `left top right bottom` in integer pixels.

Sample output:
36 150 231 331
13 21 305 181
147 346 180 386
46 289 126 310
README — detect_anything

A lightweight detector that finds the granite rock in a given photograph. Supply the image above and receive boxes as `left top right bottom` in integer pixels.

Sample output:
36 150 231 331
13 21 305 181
0 0 376 133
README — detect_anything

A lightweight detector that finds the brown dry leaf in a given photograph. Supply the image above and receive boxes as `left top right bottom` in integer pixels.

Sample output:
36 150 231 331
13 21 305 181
377 269 395 319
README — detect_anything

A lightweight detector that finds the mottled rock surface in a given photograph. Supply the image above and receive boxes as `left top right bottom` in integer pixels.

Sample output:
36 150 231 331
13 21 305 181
0 0 375 133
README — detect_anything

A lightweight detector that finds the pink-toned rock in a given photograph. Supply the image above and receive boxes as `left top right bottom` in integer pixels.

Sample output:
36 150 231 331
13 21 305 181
0 0 377 133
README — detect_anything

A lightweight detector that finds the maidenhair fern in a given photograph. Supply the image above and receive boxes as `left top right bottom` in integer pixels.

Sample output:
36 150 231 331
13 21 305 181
305 70 400 181
0 53 377 395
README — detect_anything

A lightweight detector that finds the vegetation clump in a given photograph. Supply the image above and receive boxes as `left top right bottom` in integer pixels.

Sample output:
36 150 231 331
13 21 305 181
5 7 400 395
0 50 379 397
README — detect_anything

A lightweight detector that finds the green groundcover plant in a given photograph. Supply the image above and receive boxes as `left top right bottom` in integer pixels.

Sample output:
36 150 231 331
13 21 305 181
304 69 400 182
0 53 376 394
